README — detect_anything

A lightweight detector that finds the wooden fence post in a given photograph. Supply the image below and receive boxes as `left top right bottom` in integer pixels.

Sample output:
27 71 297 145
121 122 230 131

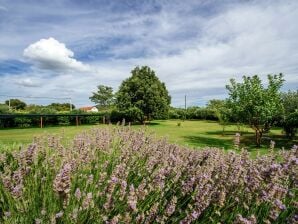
76 116 79 126
40 116 43 128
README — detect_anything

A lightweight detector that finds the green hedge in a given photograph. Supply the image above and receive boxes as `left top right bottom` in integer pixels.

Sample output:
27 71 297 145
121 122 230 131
0 113 105 128
169 107 218 120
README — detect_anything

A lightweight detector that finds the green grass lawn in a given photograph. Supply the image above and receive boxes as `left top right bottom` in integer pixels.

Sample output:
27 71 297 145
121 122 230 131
145 120 297 157
0 120 297 157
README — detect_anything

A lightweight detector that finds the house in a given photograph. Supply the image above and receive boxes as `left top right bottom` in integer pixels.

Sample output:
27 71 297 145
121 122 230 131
79 106 98 113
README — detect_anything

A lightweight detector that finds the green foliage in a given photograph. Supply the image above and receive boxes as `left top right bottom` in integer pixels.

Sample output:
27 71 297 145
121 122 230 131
29 107 58 114
169 107 218 120
226 74 284 146
14 117 31 127
24 104 45 113
281 90 298 114
5 99 27 110
47 103 75 111
57 116 70 126
116 66 171 123
283 111 298 139
207 100 231 135
89 85 114 108
281 91 298 138
0 104 9 114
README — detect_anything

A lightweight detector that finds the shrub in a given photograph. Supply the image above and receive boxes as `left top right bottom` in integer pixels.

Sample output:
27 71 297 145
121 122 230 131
283 111 298 139
0 127 296 223
57 116 70 126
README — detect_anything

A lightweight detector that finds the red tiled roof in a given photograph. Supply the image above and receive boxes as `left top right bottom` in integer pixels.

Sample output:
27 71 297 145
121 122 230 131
79 106 96 111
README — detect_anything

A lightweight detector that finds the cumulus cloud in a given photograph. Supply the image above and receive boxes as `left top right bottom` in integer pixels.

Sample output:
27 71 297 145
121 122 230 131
15 78 40 87
23 37 91 72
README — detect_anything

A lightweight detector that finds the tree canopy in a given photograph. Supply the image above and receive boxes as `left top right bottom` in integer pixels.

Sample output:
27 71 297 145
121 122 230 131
89 85 114 108
281 90 298 138
226 74 284 146
116 66 171 123
47 103 75 111
5 99 27 110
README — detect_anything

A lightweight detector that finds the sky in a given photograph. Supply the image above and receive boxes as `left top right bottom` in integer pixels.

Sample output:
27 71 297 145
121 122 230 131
0 0 297 108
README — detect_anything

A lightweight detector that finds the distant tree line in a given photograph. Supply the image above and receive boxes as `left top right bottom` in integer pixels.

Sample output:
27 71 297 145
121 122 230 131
0 101 75 113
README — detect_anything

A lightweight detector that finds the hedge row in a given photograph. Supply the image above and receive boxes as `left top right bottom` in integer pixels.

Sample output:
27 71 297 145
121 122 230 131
0 107 220 128
169 107 218 120
0 115 105 128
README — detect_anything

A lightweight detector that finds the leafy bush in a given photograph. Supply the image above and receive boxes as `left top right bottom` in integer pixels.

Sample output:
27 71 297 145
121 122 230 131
14 117 32 128
57 116 70 126
0 127 296 223
83 115 101 124
283 111 298 139
169 107 218 120
0 104 9 114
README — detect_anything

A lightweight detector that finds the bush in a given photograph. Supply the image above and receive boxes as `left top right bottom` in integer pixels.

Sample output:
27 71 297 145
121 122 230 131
14 117 32 128
283 111 298 139
169 107 218 120
57 116 70 126
0 128 296 223
83 115 101 124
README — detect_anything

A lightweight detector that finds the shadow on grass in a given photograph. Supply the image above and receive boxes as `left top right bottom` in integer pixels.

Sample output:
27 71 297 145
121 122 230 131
241 134 297 150
205 130 297 150
144 122 161 126
182 135 232 149
183 133 297 151
205 130 239 136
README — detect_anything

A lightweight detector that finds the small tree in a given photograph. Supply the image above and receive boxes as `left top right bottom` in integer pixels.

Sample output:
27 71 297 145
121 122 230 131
116 66 171 123
5 99 27 110
89 85 114 109
207 99 230 135
226 74 284 147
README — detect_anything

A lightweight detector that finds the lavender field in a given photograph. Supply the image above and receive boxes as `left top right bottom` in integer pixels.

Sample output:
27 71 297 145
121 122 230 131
0 126 297 223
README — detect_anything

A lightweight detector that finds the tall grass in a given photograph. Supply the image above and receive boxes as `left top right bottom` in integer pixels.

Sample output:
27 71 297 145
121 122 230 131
0 126 297 223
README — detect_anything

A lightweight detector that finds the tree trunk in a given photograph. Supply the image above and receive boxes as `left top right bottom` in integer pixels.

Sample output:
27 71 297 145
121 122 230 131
255 130 263 147
222 125 225 136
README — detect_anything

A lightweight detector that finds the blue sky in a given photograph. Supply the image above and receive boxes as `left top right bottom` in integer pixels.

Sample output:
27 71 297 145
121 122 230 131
0 0 297 107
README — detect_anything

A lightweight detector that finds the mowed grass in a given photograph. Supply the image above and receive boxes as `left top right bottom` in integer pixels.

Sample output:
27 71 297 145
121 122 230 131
0 120 297 157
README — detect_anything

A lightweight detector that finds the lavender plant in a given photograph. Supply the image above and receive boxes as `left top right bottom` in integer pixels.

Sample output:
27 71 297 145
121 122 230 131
0 127 297 223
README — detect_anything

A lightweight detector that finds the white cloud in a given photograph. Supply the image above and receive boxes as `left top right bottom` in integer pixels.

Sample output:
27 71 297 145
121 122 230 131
23 37 91 72
15 78 40 87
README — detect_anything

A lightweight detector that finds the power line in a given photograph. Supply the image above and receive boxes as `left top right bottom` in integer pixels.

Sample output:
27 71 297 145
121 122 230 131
0 95 71 100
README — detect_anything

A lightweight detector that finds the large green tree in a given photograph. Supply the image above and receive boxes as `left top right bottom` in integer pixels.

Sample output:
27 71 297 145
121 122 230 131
116 66 171 123
5 99 27 110
89 85 114 108
226 74 284 147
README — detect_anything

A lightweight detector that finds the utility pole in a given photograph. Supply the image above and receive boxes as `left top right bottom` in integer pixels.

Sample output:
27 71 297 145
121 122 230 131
8 99 11 111
184 95 187 121
69 98 72 112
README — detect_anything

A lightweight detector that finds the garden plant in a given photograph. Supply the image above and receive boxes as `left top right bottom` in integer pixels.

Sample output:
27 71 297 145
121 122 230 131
0 126 297 223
